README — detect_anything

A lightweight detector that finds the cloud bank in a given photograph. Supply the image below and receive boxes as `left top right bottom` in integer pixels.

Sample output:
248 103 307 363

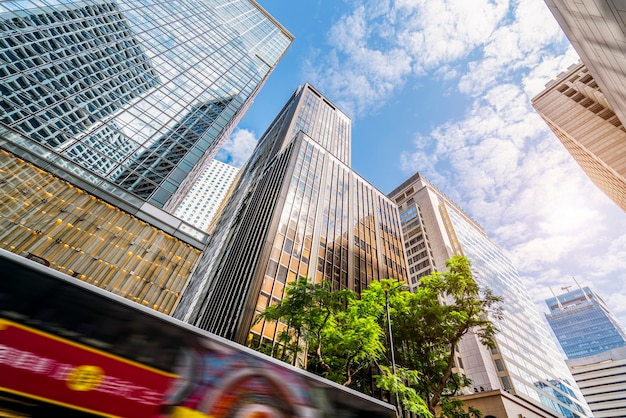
306 0 626 325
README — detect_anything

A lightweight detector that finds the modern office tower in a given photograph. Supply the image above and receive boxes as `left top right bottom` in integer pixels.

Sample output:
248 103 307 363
0 0 292 211
174 159 239 234
543 0 626 126
532 62 626 211
174 84 408 348
567 346 626 418
389 173 592 418
0 0 291 310
545 286 626 359
545 286 626 417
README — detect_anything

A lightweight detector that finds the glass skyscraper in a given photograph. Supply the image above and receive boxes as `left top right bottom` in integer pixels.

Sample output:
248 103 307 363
174 159 239 237
0 0 292 214
389 173 592 418
0 0 291 311
174 84 408 348
545 286 626 359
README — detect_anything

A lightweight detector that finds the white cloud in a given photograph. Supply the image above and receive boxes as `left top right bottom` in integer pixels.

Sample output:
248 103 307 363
306 0 508 116
392 0 626 327
302 0 626 327
215 128 257 167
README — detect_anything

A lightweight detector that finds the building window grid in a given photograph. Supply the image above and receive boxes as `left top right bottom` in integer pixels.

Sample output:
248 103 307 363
1 0 291 207
447 207 590 416
254 144 321 343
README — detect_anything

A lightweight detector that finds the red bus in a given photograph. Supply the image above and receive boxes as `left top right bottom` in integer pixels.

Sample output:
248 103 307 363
0 249 396 418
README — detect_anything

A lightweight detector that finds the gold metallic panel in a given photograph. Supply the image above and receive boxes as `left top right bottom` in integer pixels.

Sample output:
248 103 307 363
0 149 201 314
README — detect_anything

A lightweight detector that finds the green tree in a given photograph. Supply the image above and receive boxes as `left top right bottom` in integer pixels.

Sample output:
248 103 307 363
256 256 502 417
258 277 385 385
379 255 502 416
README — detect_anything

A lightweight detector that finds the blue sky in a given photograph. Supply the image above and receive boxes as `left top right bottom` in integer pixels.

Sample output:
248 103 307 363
217 0 626 328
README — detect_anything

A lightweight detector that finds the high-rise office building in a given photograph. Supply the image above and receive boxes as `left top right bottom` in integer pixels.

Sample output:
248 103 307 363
545 286 626 359
543 0 626 126
174 84 408 347
0 0 292 311
532 62 626 211
389 173 591 418
566 346 626 418
545 286 626 417
1 0 292 211
174 159 239 235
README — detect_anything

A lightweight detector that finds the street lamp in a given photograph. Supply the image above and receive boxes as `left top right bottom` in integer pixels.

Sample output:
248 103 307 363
382 281 409 413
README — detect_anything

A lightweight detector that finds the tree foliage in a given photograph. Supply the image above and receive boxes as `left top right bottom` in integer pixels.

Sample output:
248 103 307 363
258 277 385 385
255 256 502 417
380 255 503 416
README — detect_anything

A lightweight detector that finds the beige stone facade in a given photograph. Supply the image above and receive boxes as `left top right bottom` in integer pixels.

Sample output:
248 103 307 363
532 62 626 211
439 389 561 418
544 0 626 126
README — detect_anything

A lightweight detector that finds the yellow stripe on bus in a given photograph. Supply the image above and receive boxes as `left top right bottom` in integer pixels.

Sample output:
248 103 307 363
0 387 120 418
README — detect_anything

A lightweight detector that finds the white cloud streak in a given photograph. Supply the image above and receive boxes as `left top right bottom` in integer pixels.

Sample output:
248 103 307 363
215 128 257 167
306 0 626 326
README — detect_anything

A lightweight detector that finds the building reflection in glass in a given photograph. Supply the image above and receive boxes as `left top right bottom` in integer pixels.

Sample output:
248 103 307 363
0 0 292 209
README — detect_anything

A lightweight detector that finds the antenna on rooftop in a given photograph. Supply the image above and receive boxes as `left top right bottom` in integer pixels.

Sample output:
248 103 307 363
561 285 572 292
572 276 591 302
550 287 564 309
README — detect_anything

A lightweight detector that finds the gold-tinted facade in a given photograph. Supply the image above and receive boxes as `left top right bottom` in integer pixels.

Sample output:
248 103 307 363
249 137 407 349
0 149 201 314
532 62 626 211
176 85 408 347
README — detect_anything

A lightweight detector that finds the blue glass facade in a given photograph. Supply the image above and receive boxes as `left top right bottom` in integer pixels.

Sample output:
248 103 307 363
545 287 626 359
446 207 591 417
0 0 292 212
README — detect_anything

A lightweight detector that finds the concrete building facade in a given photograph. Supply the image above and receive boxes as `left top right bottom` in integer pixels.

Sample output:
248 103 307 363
543 0 626 126
174 159 239 236
389 172 592 418
532 62 626 211
566 346 626 418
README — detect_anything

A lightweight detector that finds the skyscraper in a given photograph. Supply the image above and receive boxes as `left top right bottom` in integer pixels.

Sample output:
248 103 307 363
532 62 626 211
0 0 292 311
545 286 626 417
543 0 626 125
174 84 408 347
1 0 292 213
545 286 626 359
174 159 239 235
389 173 591 418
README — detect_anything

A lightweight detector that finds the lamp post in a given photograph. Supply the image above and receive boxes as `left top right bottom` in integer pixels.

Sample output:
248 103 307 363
385 288 397 378
383 281 408 414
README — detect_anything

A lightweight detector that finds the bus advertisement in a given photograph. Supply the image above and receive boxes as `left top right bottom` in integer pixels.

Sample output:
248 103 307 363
0 249 396 418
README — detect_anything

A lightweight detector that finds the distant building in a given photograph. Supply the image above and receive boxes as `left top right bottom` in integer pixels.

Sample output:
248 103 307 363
174 84 408 349
0 0 292 311
545 286 626 418
545 286 626 359
174 159 239 234
567 346 626 418
532 62 626 211
389 172 591 418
